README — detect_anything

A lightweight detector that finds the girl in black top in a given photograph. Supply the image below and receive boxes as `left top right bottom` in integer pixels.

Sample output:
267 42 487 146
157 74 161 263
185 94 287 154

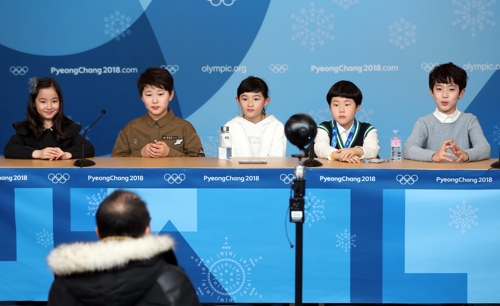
4 77 95 159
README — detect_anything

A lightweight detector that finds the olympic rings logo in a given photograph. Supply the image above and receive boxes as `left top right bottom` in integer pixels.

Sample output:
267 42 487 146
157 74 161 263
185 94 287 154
269 64 288 73
164 173 186 184
396 174 418 185
10 66 29 76
280 174 295 184
208 0 236 6
48 173 70 184
161 65 179 74
421 63 438 72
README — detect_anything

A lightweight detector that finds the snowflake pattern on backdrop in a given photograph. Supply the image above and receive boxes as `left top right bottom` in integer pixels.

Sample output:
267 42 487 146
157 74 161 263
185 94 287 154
104 11 132 41
36 228 54 248
332 0 360 10
191 237 262 302
448 200 479 233
452 0 496 37
309 108 332 123
356 108 374 123
309 108 373 123
202 135 219 158
336 229 356 252
304 191 326 227
66 116 90 141
493 124 500 146
388 18 417 49
86 189 109 217
291 2 335 51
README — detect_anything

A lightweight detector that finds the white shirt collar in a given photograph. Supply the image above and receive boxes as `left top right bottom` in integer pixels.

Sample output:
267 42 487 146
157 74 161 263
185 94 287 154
336 122 352 133
336 122 353 141
433 108 461 123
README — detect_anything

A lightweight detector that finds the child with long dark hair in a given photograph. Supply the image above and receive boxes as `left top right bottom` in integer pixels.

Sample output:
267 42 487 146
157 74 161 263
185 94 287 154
4 77 95 160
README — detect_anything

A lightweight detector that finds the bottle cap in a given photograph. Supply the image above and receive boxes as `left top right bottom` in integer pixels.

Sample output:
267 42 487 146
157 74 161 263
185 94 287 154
393 130 399 133
221 126 229 132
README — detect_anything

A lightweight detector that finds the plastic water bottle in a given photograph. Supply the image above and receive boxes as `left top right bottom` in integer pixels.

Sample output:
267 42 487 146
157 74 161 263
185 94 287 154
390 130 402 161
218 126 232 160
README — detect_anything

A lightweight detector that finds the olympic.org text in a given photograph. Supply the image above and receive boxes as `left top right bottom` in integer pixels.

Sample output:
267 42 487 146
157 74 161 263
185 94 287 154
51 66 139 76
436 176 493 184
201 65 247 74
463 63 500 72
311 64 398 74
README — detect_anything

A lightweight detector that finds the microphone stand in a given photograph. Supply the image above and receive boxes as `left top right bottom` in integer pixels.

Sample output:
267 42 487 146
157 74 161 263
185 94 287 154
290 148 307 306
74 110 106 168
301 144 322 167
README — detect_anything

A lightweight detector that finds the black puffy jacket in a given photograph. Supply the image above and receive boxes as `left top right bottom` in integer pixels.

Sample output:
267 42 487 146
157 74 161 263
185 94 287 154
47 235 200 306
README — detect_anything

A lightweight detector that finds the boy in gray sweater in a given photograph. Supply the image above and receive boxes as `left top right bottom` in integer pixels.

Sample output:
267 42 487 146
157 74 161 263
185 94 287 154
404 62 490 162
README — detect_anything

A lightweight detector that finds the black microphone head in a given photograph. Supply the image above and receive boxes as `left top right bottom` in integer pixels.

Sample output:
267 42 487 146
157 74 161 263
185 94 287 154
101 109 106 114
284 113 317 150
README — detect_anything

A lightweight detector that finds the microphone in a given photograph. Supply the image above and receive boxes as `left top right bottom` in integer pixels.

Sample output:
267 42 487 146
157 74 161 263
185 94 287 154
74 109 106 167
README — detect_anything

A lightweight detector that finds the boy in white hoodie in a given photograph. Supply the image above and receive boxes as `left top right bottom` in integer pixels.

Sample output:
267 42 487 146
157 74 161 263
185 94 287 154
223 76 286 157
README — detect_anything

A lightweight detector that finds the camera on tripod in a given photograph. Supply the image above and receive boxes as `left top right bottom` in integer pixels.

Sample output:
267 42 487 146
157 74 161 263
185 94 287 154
284 114 318 223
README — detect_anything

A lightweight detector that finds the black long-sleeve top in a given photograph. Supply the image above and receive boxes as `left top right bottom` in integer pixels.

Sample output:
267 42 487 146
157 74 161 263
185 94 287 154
4 121 95 159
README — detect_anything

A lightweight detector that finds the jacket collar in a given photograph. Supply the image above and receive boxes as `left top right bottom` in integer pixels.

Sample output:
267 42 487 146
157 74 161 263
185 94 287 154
47 234 175 276
12 121 82 137
141 108 175 128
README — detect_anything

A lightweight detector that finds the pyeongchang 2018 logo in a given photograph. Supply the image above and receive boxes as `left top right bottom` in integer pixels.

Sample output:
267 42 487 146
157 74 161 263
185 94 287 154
164 173 186 184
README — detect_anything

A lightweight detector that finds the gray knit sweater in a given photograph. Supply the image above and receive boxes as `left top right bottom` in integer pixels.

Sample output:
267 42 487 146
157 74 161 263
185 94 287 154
403 113 491 162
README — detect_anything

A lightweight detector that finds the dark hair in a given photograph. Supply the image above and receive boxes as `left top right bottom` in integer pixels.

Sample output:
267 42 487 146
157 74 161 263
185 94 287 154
26 77 72 142
326 80 363 106
237 76 270 99
137 67 174 95
96 190 151 239
429 62 468 92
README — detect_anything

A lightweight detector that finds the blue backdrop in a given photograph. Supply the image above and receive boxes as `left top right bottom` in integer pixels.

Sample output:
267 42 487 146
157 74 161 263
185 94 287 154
1 0 499 158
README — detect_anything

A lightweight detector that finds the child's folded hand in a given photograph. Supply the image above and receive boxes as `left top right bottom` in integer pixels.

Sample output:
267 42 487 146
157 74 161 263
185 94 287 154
449 138 469 162
333 148 362 163
432 139 458 162
141 142 169 158
153 141 170 158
